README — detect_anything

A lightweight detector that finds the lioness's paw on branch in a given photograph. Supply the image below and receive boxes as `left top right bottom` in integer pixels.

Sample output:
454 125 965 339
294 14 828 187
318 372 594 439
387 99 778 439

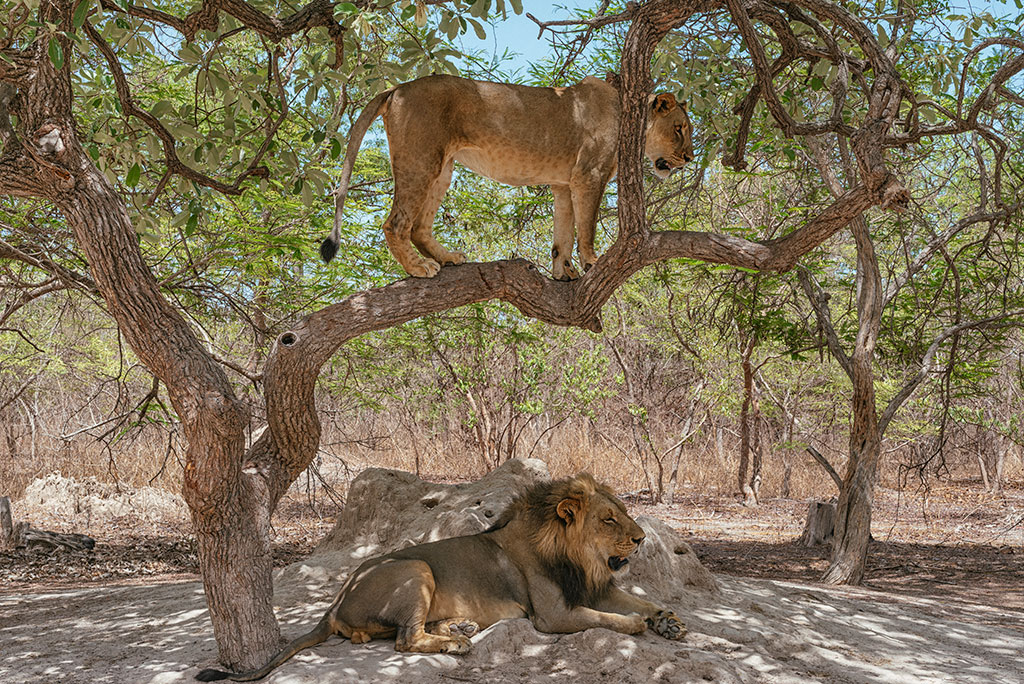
646 610 686 640
407 258 442 278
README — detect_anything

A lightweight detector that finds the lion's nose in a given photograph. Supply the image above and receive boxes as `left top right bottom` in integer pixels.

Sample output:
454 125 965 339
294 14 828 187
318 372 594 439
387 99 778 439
633 535 645 546
683 153 693 162
655 158 670 171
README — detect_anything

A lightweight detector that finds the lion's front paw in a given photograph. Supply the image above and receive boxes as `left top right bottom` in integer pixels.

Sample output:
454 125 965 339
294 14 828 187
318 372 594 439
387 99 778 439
441 251 467 267
552 258 580 281
406 258 441 278
440 635 472 654
646 610 686 640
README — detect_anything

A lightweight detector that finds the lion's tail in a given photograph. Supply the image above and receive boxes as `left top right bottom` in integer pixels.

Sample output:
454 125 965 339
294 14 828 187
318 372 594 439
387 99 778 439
194 614 334 682
320 86 397 264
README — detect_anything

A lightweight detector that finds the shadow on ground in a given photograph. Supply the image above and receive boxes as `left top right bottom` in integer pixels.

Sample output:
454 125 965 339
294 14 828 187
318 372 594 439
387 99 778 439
3 571 1024 684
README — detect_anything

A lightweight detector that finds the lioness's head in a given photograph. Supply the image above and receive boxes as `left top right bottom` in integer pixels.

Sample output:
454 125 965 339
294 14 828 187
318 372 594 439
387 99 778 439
519 473 646 605
646 92 695 179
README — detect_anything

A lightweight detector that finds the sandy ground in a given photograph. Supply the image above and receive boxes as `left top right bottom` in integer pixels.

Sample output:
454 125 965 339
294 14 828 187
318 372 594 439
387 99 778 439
2 572 1023 684
2 466 1022 683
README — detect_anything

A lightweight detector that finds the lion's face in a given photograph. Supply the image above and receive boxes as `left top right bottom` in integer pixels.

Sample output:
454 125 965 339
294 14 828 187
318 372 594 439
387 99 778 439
579 490 646 575
542 474 646 590
645 92 695 179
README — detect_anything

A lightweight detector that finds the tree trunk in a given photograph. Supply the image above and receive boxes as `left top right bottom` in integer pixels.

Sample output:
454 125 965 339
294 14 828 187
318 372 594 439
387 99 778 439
738 335 760 506
58 177 281 668
780 413 794 498
822 215 882 585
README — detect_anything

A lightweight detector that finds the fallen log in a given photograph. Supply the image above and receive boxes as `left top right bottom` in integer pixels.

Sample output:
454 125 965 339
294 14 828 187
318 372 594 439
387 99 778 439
0 496 96 551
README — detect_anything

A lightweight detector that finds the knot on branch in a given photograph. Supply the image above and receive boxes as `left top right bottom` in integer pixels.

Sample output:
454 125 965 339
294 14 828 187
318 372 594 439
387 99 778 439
183 3 221 42
35 125 64 156
879 176 910 212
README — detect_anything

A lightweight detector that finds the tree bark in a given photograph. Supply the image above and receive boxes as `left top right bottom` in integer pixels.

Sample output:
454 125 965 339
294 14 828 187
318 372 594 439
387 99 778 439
738 335 761 506
799 501 836 547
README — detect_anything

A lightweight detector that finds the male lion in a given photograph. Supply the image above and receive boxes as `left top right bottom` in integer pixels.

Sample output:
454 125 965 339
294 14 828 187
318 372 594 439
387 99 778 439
195 473 685 682
320 74 694 280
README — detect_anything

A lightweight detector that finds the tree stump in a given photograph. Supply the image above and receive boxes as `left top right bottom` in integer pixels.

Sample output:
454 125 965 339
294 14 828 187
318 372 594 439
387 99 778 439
0 496 15 550
798 500 836 547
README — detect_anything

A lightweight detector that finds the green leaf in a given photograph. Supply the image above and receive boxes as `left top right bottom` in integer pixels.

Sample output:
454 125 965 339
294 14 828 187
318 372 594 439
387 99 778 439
72 0 90 28
509 0 523 13
330 137 342 160
337 2 358 13
783 147 796 162
48 38 63 70
468 18 486 40
125 163 141 187
401 4 417 20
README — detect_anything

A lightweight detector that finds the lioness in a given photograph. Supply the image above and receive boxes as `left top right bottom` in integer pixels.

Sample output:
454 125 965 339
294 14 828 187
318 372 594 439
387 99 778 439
320 74 694 280
195 473 685 682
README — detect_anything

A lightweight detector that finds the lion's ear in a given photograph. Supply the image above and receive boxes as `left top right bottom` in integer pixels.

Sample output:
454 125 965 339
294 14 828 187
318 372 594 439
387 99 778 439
556 496 583 524
652 92 677 115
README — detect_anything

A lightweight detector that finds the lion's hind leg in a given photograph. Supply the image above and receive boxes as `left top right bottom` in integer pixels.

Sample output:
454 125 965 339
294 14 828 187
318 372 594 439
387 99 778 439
338 558 473 655
411 159 466 268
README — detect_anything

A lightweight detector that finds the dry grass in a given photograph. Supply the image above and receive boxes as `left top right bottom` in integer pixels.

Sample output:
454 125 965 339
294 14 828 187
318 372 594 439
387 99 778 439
4 407 1021 513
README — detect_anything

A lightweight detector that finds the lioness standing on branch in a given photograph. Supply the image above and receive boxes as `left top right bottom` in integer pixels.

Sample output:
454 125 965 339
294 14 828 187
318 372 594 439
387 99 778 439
320 74 695 280
195 473 685 682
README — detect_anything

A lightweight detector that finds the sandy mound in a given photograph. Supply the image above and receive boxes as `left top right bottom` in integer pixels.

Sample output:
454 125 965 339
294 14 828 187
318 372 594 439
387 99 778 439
2 461 1022 683
18 472 188 528
274 459 716 606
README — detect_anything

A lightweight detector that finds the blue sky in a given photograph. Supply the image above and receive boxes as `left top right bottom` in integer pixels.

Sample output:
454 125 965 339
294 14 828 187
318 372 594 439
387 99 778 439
453 0 1021 74
454 1 595 73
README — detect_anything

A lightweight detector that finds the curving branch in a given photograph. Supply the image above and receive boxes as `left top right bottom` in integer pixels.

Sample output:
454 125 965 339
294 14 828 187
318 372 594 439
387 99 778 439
83 21 269 197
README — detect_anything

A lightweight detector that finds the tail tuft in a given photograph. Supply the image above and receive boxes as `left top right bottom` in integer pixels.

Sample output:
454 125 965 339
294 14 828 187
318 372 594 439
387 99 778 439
195 668 231 682
319 237 339 264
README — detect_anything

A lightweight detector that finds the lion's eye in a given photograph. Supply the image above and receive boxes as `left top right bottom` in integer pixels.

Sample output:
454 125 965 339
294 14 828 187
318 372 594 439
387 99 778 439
604 517 617 525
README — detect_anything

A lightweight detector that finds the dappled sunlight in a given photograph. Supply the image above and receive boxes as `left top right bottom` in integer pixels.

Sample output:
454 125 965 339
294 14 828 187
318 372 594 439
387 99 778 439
4 562 1024 682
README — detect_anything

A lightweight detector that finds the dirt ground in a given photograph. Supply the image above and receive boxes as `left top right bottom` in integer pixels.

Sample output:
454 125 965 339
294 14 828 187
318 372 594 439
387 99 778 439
3 482 1020 607
1 476 1022 683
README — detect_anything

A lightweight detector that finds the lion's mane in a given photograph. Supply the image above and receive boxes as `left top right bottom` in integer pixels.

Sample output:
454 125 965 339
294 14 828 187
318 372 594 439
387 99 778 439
489 473 616 607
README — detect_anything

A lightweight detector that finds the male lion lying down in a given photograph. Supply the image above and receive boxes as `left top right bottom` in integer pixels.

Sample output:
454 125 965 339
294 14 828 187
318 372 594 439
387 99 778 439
196 473 685 682
320 74 695 280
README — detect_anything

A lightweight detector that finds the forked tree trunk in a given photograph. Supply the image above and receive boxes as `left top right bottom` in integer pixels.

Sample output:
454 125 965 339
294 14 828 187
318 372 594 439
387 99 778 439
58 180 281 668
822 216 882 585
